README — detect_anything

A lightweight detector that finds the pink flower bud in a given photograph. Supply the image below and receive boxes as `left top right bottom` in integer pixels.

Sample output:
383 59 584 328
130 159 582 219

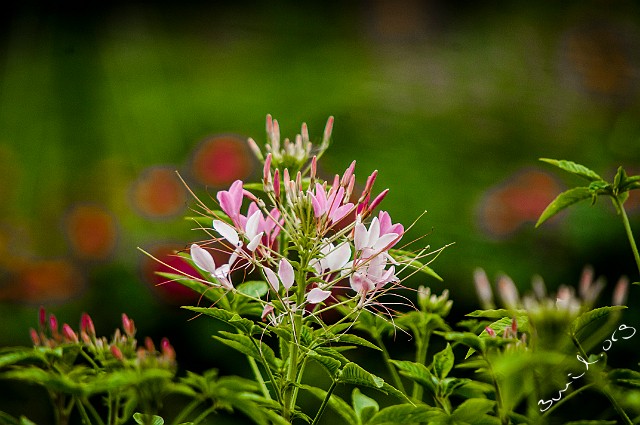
49 314 58 334
310 156 317 180
110 345 124 361
38 307 46 328
145 336 156 353
62 324 79 343
263 154 272 184
322 116 334 145
485 326 497 337
613 276 629 306
81 313 96 338
367 189 389 214
161 338 175 361
301 122 309 144
341 160 356 187
273 168 280 199
30 329 41 346
122 313 135 337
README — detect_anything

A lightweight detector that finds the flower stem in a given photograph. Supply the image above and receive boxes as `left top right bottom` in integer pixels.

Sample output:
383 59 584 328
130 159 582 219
614 196 640 277
411 331 430 401
372 333 406 395
311 380 337 425
245 342 272 400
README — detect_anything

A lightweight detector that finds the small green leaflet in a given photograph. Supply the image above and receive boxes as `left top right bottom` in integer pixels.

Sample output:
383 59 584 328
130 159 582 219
535 187 592 228
539 158 603 182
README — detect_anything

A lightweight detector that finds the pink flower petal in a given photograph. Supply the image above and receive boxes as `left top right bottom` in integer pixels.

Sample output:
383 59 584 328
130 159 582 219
278 258 295 290
306 288 332 304
190 244 217 274
264 267 279 292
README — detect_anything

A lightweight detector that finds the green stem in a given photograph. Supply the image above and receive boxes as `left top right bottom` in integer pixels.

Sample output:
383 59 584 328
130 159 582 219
190 405 218 425
246 347 272 400
372 333 406 395
603 386 634 425
171 399 202 425
311 380 337 425
614 196 640 277
283 311 302 421
540 382 595 418
482 354 506 425
411 331 430 401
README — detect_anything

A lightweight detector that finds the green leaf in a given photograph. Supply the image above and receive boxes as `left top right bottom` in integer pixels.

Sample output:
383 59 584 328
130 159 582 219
388 248 443 281
569 306 626 341
183 306 257 334
390 360 436 393
338 363 409 402
0 348 44 368
307 351 342 377
535 187 592 227
352 388 379 425
540 158 603 182
133 413 165 425
214 331 279 370
562 421 617 425
441 332 485 355
330 334 382 351
302 384 358 425
451 398 496 422
608 368 640 388
0 368 83 395
236 280 269 299
432 343 454 380
467 309 525 320
368 404 445 425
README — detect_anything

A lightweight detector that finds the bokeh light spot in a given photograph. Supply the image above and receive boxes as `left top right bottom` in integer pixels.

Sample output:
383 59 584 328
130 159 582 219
131 166 187 219
190 135 254 187
64 204 118 261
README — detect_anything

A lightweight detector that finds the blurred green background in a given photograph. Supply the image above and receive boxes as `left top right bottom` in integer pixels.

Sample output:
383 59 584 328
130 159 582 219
1 0 640 422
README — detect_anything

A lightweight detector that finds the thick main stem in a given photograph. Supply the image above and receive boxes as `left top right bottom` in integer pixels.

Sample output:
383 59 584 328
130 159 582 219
373 334 406 395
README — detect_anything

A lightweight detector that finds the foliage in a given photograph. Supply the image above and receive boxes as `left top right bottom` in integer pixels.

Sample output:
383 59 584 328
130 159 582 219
1 118 639 424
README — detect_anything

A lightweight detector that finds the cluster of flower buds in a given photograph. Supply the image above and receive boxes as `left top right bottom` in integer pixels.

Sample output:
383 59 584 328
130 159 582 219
473 266 629 316
31 308 176 369
417 286 452 317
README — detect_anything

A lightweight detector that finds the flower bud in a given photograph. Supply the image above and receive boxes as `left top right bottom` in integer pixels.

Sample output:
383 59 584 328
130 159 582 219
110 345 124 361
122 313 135 337
81 313 96 338
30 329 41 346
62 324 79 343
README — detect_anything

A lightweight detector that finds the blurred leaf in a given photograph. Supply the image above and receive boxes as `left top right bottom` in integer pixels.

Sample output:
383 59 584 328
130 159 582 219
368 404 445 425
352 388 379 424
535 187 592 228
451 398 496 423
467 309 525 320
390 360 436 393
608 368 640 388
440 332 485 356
0 348 44 368
569 306 626 341
539 159 603 182
562 421 617 425
432 343 454 380
133 413 164 425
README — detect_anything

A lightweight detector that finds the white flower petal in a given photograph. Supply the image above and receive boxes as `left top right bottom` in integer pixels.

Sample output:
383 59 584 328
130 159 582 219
264 267 279 292
326 242 351 272
354 222 368 251
213 219 240 247
247 232 264 252
306 288 332 304
190 244 217 274
245 210 261 240
373 233 398 251
278 258 295 291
